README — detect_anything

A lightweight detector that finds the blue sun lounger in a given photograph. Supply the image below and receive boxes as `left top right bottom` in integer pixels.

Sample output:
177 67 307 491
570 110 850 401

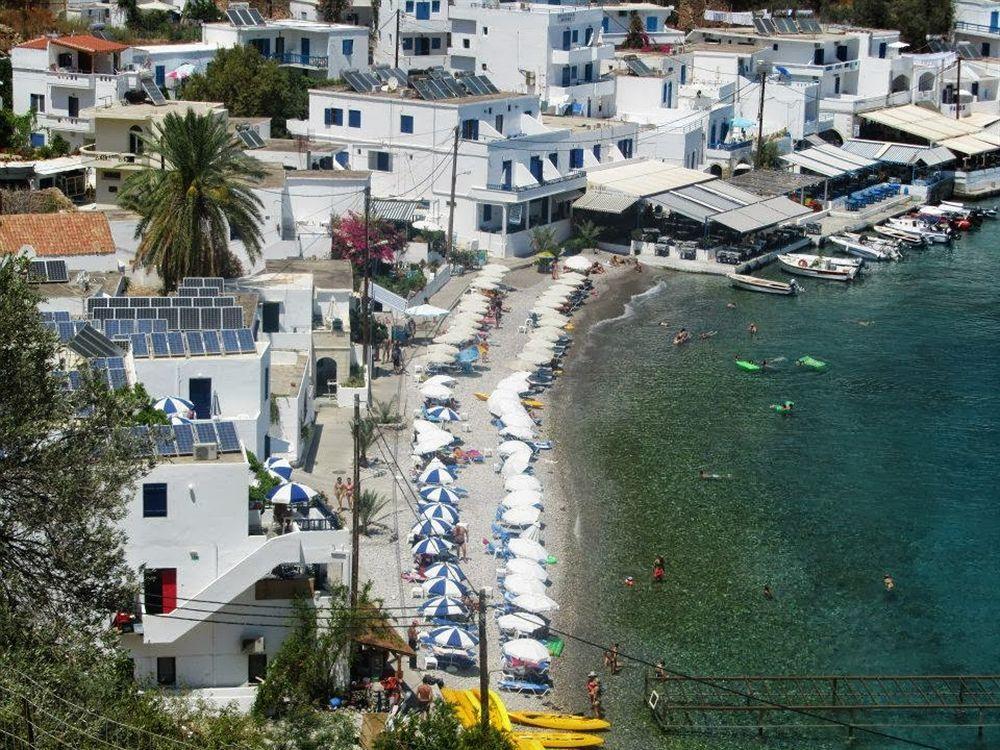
498 678 552 696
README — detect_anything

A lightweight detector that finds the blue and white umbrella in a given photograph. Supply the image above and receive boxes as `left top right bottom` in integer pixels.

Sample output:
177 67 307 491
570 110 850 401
267 482 317 505
458 346 480 363
419 503 461 525
169 415 192 425
411 537 453 556
420 596 467 618
428 625 478 649
154 396 194 416
424 562 467 582
422 576 468 598
264 457 293 481
426 406 461 422
410 518 455 538
419 466 456 485
419 486 460 504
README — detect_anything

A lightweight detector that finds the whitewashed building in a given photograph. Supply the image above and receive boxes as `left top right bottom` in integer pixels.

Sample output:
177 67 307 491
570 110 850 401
123 42 222 94
595 3 682 47
375 0 452 70
953 0 1000 59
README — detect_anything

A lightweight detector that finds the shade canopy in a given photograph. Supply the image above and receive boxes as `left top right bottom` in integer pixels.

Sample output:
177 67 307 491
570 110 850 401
507 537 549 562
419 466 456 484
267 482 317 505
421 576 467 598
405 304 449 317
420 383 453 400
424 561 467 581
419 596 466 617
411 537 454 556
504 474 542 492
497 612 546 635
428 625 478 649
501 506 542 527
153 396 193 415
410 518 455 538
419 502 460 524
510 592 559 614
502 490 543 508
562 255 593 272
506 558 548 581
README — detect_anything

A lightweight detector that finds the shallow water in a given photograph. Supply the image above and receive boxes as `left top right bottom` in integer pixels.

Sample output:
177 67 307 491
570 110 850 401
551 221 1000 749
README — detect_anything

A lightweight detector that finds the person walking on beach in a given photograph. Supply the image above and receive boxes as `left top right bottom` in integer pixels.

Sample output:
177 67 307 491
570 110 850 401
344 478 355 509
609 643 621 675
407 620 419 669
334 477 346 510
586 672 603 718
652 556 665 583
453 523 468 561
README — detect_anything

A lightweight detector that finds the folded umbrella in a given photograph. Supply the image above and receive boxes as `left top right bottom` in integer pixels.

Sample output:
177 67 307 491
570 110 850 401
428 625 478 649
504 474 542 492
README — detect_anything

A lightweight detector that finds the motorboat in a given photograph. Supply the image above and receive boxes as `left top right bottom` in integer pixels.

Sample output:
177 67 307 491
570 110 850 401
728 273 799 296
941 200 996 219
777 253 859 282
918 205 972 230
873 223 926 246
828 234 899 261
886 217 951 244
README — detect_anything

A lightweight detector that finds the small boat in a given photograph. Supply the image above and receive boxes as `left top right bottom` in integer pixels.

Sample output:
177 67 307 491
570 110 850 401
886 217 951 244
736 359 761 372
672 330 691 345
838 232 902 260
727 273 798 296
828 234 897 262
797 355 827 370
777 253 859 282
918 205 972 230
513 732 605 748
509 711 611 732
941 200 996 219
873 224 925 245
474 392 490 401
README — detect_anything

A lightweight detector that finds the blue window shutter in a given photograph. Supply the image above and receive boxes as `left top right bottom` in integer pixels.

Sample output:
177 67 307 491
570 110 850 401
401 114 413 133
585 27 593 44
562 30 571 50
561 67 571 86
343 39 354 55
416 1 429 19
646 15 657 31
333 108 343 125
405 0 413 10
348 110 361 127
431 37 441 49
593 144 601 160
602 17 609 32
336 151 350 168
143 483 168 518
570 148 583 168
154 65 165 86
325 108 334 125
402 38 412 50
483 204 492 221
571 29 578 43
432 0 440 10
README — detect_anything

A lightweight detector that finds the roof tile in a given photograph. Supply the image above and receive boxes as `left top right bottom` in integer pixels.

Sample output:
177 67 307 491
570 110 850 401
0 213 117 257
16 35 129 54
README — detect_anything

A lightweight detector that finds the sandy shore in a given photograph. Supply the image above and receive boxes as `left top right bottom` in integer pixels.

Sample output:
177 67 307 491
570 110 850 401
357 256 662 715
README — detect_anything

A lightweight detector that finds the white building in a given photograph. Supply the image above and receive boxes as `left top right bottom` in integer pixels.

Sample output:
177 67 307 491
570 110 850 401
118 430 350 691
954 0 1000 58
595 3 682 47
448 3 617 117
123 42 222 94
376 0 451 70
290 0 373 26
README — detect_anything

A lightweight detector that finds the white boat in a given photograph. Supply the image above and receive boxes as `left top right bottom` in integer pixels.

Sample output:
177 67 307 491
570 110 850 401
886 217 951 244
828 234 898 262
873 223 926 246
941 200 996 219
777 253 859 282
728 273 799 296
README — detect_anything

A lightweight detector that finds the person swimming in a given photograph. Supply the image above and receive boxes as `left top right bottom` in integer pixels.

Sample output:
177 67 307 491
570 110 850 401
673 329 691 345
883 573 895 592
698 469 728 480
763 585 775 600
699 331 717 340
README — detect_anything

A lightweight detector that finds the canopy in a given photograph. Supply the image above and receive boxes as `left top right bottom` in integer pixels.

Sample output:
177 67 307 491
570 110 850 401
503 574 547 596
412 431 456 455
508 537 549 562
510 592 559 614
426 405 460 422
419 595 465 617
573 188 637 214
411 518 454 538
424 561 466 581
502 490 543 508
420 383 453 400
497 612 546 635
421 575 466 598
505 474 542 492
501 506 542 527
405 304 449 317
428 625 478 649
419 465 455 484
470 278 500 290
481 263 510 274
711 196 814 234
781 144 879 178
411 537 453 556
859 103 983 142
505 558 548 581
499 440 534 458
153 396 193 415
502 453 532 477
586 160 712 197
268 482 317 505
264 456 293 481
502 638 550 662
419 502 460 524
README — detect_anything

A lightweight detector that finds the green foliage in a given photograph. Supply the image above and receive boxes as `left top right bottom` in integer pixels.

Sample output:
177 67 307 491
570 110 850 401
529 225 559 256
374 266 428 298
127 382 170 426
0 109 36 154
270 397 281 425
247 449 281 507
181 46 310 137
755 138 782 170
567 219 602 253
116 109 265 290
0 57 11 111
356 488 389 534
622 10 647 49
0 255 154 638
183 0 223 22
318 0 349 22
350 412 376 463
371 397 402 425
33 132 72 160
373 702 516 750
447 246 480 269
343 363 366 388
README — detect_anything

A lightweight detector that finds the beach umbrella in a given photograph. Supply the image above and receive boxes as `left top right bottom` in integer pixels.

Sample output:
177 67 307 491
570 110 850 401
426 406 461 422
419 503 461 524
470 277 500 290
421 576 467 598
419 486 461 504
488 392 523 416
428 625 478 649
418 351 457 366
419 466 456 485
503 575 547 598
410 518 455 538
508 537 549 562
506 558 548 581
153 396 193 416
519 522 543 542
501 411 535 429
501 506 542 527
412 432 455 455
419 596 467 617
411 537 454 557
427 343 460 357
457 346 480 364
414 419 443 434
405 304 449 317
496 373 533 394
264 457 293 481
482 263 510 274
412 219 443 232
502 490 543 509
435 330 474 345
563 255 594 272
523 339 559 354
424 374 457 387
504 474 542 492
531 327 568 342
533 299 567 312
267 482 317 505
169 414 192 425
497 612 546 635
510 592 559 614
420 383 453 400
498 440 533 458
500 425 537 441
424 561 467 581
502 638 551 661
516 349 554 366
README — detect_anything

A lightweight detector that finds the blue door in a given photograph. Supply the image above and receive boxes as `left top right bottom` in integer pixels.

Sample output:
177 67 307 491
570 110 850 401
189 378 212 419
562 30 571 50
335 151 350 168
416 1 430 19
529 156 543 183
602 17 609 32
300 37 310 64
646 15 657 31
991 10 999 31
561 67 571 86
709 122 717 147
154 65 165 87
584 63 593 82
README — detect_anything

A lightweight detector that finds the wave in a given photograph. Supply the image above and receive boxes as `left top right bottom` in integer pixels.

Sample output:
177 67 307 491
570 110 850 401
590 280 668 333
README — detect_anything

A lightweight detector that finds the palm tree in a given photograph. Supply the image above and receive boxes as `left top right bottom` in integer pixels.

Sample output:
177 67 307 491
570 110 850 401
117 109 266 290
572 219 602 252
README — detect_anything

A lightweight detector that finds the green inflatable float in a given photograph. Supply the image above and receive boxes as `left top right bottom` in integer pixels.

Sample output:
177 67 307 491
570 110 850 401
736 360 761 372
797 356 827 370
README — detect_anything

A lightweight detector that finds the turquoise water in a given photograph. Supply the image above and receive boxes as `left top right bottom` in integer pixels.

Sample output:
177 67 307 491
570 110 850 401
551 221 1000 749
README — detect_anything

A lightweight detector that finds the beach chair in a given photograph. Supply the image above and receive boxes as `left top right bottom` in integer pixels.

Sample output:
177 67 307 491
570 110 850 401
530 440 554 451
497 677 552 696
490 522 512 543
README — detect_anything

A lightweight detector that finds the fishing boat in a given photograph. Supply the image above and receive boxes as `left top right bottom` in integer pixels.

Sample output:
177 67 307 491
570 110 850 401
941 200 997 219
727 273 798 296
828 234 899 261
886 217 951 244
777 253 859 282
873 223 926 246
918 205 972 230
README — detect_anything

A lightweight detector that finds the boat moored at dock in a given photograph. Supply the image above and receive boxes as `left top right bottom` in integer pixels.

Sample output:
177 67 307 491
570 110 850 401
828 233 901 261
728 273 799 295
777 253 860 282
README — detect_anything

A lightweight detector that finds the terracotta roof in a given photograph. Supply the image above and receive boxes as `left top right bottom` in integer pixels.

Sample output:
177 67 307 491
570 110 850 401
17 35 129 54
0 213 117 257
351 606 415 656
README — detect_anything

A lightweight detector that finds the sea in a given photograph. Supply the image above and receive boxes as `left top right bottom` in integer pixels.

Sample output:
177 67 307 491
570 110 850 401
550 214 1000 750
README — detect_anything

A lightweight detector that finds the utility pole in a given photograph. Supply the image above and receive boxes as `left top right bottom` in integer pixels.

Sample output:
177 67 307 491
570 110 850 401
955 57 962 120
446 126 460 257
362 184 373 404
22 697 35 750
478 589 489 732
394 9 401 69
350 394 361 609
754 70 767 169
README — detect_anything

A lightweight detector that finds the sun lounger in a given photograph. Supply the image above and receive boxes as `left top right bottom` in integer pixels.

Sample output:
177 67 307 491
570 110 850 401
530 440 554 451
497 677 552 696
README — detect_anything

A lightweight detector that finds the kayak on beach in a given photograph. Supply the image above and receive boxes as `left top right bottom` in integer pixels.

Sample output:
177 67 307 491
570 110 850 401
509 711 611 732
736 360 761 372
513 731 605 748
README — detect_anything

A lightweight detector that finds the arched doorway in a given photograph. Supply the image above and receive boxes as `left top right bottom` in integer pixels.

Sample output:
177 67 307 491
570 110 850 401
316 357 337 396
918 72 935 92
891 74 910 93
709 163 724 177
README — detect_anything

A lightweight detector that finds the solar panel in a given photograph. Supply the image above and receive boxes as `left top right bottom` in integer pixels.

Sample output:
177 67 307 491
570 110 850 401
221 307 243 329
179 307 200 330
182 277 205 287
106 356 125 369
178 287 199 297
215 421 241 452
107 368 128 389
108 297 128 308
150 332 169 357
46 260 69 282
162 308 179 330
185 331 206 356
412 79 436 101
142 78 166 106
774 17 795 33
150 297 171 308
343 70 379 93
237 128 266 149
129 297 151 307
130 333 150 358
373 65 408 85
166 331 185 356
213 296 237 307
203 330 221 354
92 307 114 322
200 307 222 329
28 261 47 282
753 17 771 35
135 307 156 320
226 8 245 25
173 423 195 454
222 329 241 354
104 320 120 337
152 425 177 456
67 371 82 391
115 307 137 320
172 297 194 306
88 297 109 309
237 329 256 352
625 57 653 76
761 18 777 34
73 325 122 358
195 422 217 444
477 76 499 94
805 19 822 32
246 6 264 23
237 7 255 24
191 298 212 309
202 277 224 291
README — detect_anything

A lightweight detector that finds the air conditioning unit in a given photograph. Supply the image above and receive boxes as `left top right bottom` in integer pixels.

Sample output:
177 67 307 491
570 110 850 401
193 442 218 461
242 637 265 654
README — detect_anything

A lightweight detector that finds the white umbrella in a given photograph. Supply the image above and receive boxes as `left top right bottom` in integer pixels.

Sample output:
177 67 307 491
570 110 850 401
523 339 559 354
532 300 566 313
502 453 532 478
427 343 460 358
420 383 453 400
413 431 455 455
503 575 548 598
506 558 548 581
500 425 537 440
497 612 546 635
406 303 449 317
435 330 474 345
535 314 570 328
487 393 522 417
414 419 443 434
501 506 542 527
502 490 543 508
500 411 535 429
470 278 500 290
508 537 549 562
498 440 533 458
510 592 559 614
502 638 551 663
504 474 542 492
424 374 456 387
456 298 490 312
418 351 457 366
496 373 533 393
562 271 587 281
563 255 594 272
520 522 543 542
412 219 443 232
516 349 554 366
531 327 568 342
476 267 507 279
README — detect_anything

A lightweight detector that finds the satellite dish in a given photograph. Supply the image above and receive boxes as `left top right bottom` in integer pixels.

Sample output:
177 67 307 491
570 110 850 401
388 77 400 91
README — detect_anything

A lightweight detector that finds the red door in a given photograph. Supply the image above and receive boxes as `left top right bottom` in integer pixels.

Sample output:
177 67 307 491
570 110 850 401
160 569 177 614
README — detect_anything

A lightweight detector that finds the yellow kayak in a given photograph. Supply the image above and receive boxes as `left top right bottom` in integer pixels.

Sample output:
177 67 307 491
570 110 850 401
474 392 490 401
509 712 610 732
513 731 604 748
517 740 547 750
521 398 544 409
469 688 513 732
440 688 477 728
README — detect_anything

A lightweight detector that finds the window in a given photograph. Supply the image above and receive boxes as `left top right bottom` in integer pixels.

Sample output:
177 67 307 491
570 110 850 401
405 0 413 10
602 17 609 32
571 29 579 43
348 109 361 128
813 48 824 65
142 483 167 518
617 138 633 158
264 366 269 399
569 148 583 169
585 27 593 45
155 65 165 87
144 568 176 615
680 65 686 84
129 126 144 155
834 75 840 94
108 185 118 194
548 152 558 168
971 81 980 97
772 43 778 51
105 171 121 180
646 15 657 31
342 39 354 55
431 37 441 49
262 301 280 333
461 118 479 140
592 144 601 161
501 160 512 189
325 107 343 126
662 80 672 105
483 26 488 35
431 0 440 10
403 38 413 50
584 62 593 82
156 657 176 686
561 66 571 87
462 38 470 48
529 155 544 183
482 204 493 222
400 114 414 133
835 44 847 62
494 114 503 133
68 95 79 118
29 94 45 113
248 654 267 683
878 41 887 58
368 151 392 171
416 1 429 19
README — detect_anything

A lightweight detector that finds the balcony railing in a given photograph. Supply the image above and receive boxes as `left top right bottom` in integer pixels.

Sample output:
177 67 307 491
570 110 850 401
955 20 1000 35
268 52 329 68
709 139 752 152
485 171 583 192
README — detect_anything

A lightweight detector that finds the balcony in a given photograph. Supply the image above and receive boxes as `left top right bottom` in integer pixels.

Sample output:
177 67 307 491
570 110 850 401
709 139 752 152
267 52 329 69
80 144 156 168
42 114 93 133
485 171 583 193
551 44 604 66
955 20 1000 37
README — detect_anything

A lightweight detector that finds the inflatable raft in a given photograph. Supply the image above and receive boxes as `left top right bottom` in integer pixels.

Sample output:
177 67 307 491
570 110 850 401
736 360 761 372
797 355 827 370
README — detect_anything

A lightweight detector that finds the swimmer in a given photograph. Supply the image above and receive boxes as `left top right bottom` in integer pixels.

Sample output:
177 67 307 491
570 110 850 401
726 302 737 309
855 320 874 327
763 585 775 600
698 469 728 480
748 322 758 336
699 331 717 340
883 573 895 592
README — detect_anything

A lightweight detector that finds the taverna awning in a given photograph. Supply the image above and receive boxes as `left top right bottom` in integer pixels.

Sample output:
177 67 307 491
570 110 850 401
585 159 714 197
781 144 879 178
711 196 813 234
841 139 957 167
939 130 1000 156
859 104 982 142
572 188 637 213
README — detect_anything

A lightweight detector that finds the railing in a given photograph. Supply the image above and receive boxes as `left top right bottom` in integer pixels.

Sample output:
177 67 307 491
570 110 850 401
268 52 329 68
44 114 92 131
955 20 1000 35
485 171 583 192
296 517 342 531
709 140 752 152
